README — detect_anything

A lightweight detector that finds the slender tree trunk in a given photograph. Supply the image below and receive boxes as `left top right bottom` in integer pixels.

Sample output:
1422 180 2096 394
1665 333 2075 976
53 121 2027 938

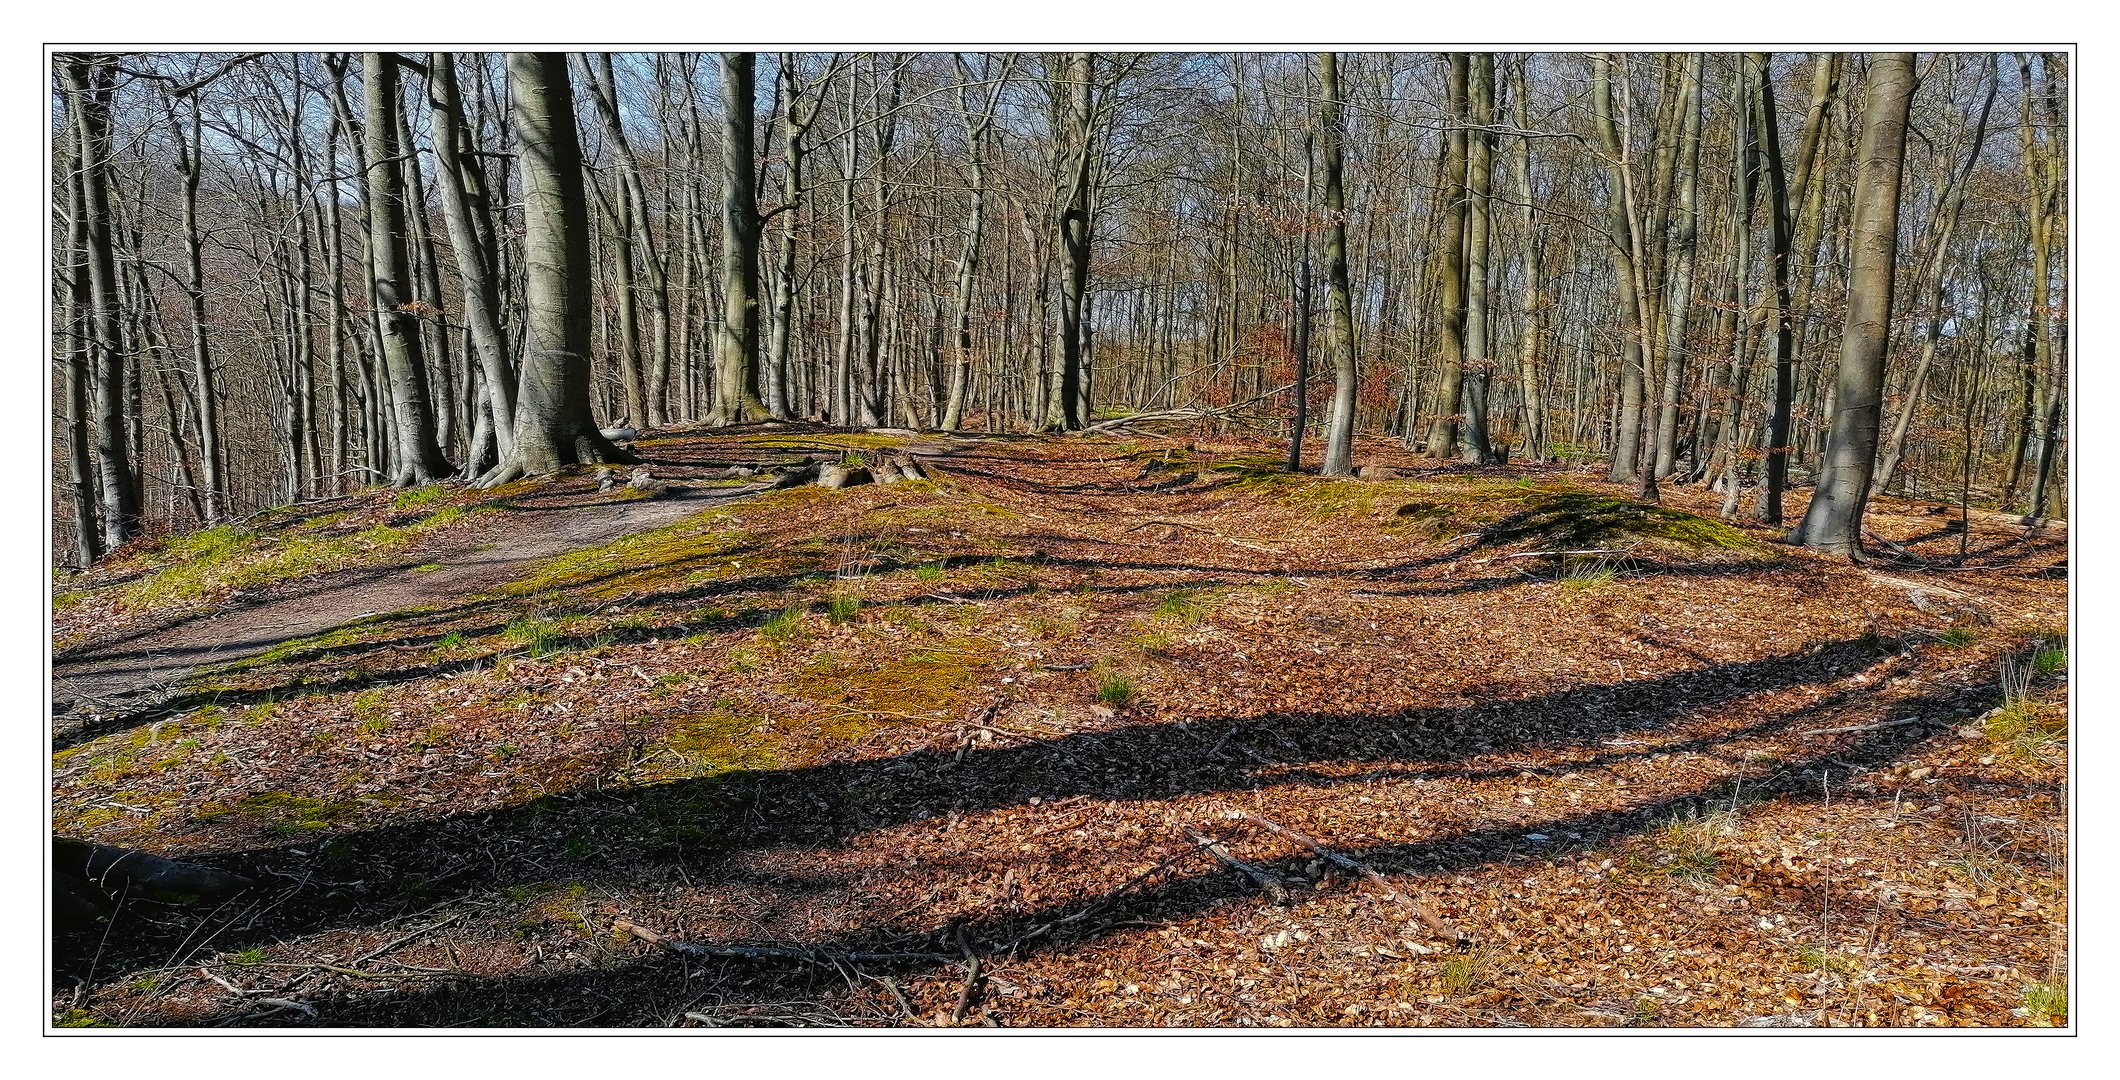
1753 53 1799 525
1592 55 1647 485
1423 53 1469 459
60 150 102 564
359 53 453 486
1651 53 1703 480
1459 53 1497 464
61 55 142 547
427 51 516 456
1317 52 1360 476
1788 54 1916 554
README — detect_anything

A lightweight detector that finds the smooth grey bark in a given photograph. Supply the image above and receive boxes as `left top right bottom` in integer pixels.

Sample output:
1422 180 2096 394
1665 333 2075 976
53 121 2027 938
581 53 674 426
2017 53 2067 523
60 146 102 564
1045 51 1094 432
427 51 515 457
943 53 1010 431
1422 53 1469 459
1650 53 1703 480
1718 56 1762 520
1511 57 1545 462
1458 53 1496 464
61 55 142 548
163 92 225 522
765 53 833 421
359 52 453 486
1787 54 1916 555
1591 55 1647 484
713 52 769 424
1877 56 1997 495
1288 133 1314 471
477 53 636 485
1317 52 1360 477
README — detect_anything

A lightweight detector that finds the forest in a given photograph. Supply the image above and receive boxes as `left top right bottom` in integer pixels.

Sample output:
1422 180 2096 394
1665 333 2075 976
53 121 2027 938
49 51 2069 1031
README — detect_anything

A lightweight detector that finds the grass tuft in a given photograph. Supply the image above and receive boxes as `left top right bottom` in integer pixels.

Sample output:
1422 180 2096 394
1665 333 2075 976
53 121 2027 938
1096 672 1137 708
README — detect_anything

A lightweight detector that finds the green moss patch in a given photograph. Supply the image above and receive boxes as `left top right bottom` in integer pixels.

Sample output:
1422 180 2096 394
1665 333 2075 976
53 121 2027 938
782 640 998 728
659 710 783 775
1480 491 1755 552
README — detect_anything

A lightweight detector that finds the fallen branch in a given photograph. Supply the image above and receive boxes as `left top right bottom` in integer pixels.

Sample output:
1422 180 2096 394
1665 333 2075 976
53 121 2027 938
1471 548 1628 564
1184 827 1291 904
1079 382 1298 434
1004 836 1223 953
1799 715 1928 738
614 919 954 968
1237 813 1466 945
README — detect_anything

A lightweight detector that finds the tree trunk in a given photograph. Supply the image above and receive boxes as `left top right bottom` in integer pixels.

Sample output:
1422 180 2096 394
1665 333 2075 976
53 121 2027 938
1317 52 1360 477
59 145 102 564
427 51 516 457
477 53 637 485
1787 54 1916 555
1591 55 1647 485
1422 53 1469 459
359 53 453 486
713 53 769 424
1649 54 1703 481
1046 52 1094 432
1458 53 1497 464
61 55 142 548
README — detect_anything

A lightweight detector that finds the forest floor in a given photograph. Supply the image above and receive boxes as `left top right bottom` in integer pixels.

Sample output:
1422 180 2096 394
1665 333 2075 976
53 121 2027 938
49 424 2069 1029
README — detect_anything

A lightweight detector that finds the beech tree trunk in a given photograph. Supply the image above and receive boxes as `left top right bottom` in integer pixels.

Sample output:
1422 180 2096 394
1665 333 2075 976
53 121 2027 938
61 54 142 548
428 51 515 462
1787 54 1916 555
1591 55 1647 485
1422 53 1469 460
1046 52 1094 432
1317 52 1360 477
477 53 636 485
359 52 453 486
713 52 769 424
1458 53 1497 464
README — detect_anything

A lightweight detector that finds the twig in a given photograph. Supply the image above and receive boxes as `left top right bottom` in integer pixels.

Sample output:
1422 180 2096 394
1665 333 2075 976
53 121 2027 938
1185 827 1292 904
353 909 467 965
876 975 920 1024
1238 812 1467 945
950 926 982 1025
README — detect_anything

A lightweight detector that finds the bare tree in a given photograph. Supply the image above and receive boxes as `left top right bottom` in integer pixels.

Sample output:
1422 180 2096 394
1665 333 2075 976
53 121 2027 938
1787 54 1917 554
476 53 636 485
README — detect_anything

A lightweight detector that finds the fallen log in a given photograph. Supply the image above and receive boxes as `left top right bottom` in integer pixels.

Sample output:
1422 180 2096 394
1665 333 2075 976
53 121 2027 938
54 837 256 927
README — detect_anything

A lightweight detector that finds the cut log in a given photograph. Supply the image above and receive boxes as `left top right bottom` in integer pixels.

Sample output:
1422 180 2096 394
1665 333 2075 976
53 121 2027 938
818 464 874 489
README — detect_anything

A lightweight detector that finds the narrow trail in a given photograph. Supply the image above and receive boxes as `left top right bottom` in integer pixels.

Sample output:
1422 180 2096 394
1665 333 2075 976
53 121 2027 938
51 478 775 722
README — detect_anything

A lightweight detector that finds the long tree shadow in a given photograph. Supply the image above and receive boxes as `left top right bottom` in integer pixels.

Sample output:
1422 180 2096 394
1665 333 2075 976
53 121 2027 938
55 631 1961 1000
173 669 1999 1027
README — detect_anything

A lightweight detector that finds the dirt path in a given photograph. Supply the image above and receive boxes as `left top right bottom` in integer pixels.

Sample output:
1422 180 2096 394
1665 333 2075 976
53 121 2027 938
51 479 774 722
